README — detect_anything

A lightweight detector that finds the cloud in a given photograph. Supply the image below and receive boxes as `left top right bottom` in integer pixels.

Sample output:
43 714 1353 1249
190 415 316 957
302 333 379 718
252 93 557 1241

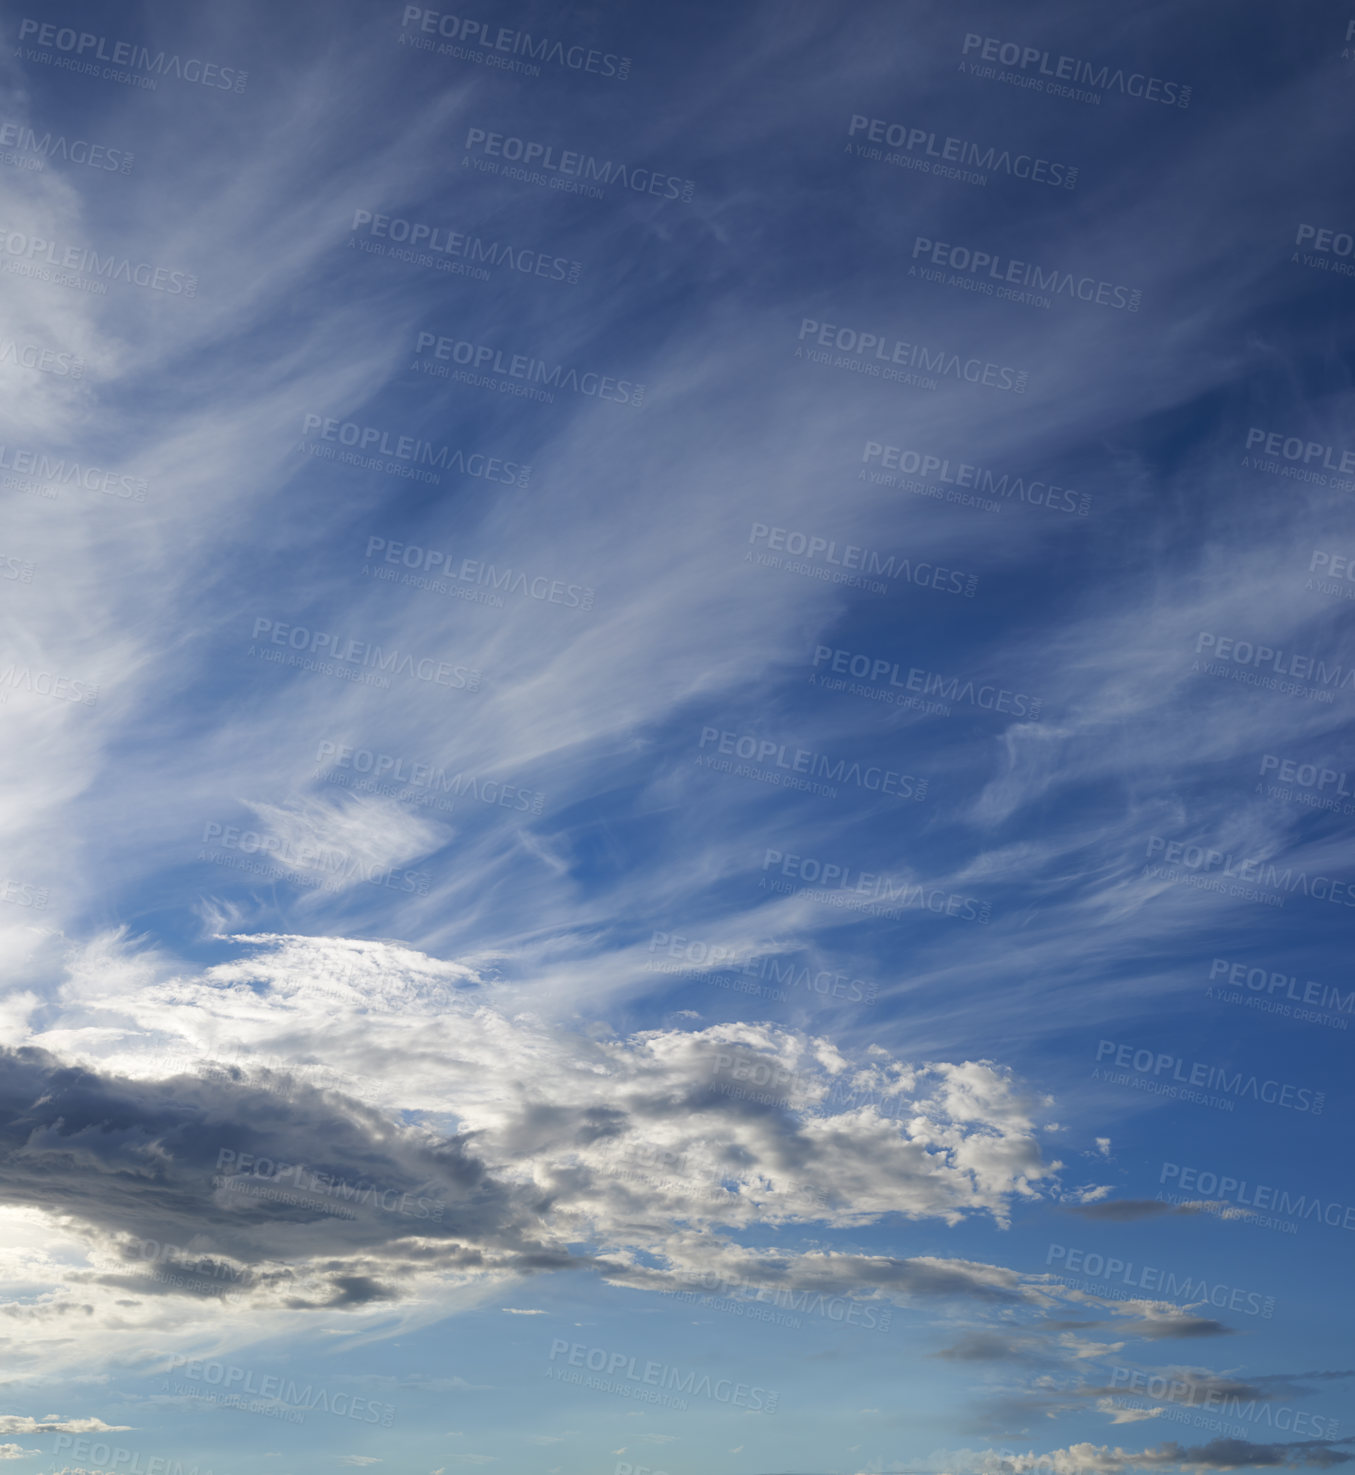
237 792 446 897
4 929 1297 1392
947 1436 1355 1474
1083 1370 1355 1415
1097 1399 1166 1425
934 1333 1045 1363
0 1417 132 1434
0 933 1084 1370
1133 1319 1235 1340
1066 1202 1238 1223
1 4 1350 1451
1050 1297 1236 1341
964 1362 1353 1447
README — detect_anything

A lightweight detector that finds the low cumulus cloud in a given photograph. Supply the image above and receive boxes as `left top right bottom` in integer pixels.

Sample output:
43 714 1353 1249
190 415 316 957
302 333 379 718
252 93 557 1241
945 1436 1355 1474
0 932 1300 1405
0 932 1100 1369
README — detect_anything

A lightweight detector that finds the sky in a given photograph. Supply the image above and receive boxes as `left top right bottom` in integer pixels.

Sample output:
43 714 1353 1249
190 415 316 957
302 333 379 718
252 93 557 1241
0 1 1353 1473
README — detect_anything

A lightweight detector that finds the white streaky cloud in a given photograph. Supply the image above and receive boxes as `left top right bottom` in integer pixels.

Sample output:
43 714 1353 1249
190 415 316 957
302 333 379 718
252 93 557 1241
0 0 1348 1457
0 1416 131 1433
237 791 448 894
1098 1399 1166 1424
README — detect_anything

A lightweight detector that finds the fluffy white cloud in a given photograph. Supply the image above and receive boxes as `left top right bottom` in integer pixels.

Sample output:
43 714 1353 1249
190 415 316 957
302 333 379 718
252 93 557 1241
0 930 1098 1375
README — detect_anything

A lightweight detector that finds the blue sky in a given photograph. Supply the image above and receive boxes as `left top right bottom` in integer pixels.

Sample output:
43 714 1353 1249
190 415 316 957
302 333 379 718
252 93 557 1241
1 1 1353 1473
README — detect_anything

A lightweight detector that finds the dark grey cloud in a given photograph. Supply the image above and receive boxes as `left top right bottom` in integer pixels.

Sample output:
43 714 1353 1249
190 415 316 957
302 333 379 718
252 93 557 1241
1042 1317 1232 1340
600 1247 1040 1308
1151 1437 1355 1469
0 1046 566 1303
935 1332 1041 1363
1079 1370 1355 1408
1135 1318 1235 1340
